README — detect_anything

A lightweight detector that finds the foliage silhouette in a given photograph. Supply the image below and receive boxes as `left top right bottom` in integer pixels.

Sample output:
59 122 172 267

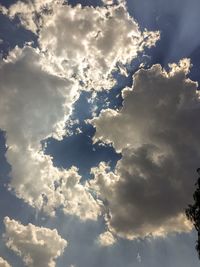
186 168 200 259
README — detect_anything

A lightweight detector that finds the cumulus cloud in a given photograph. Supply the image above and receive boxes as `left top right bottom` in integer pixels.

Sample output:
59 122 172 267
97 231 116 247
0 257 11 267
0 0 160 221
2 0 159 90
89 59 200 239
3 217 67 267
0 45 76 144
0 46 101 219
39 2 159 90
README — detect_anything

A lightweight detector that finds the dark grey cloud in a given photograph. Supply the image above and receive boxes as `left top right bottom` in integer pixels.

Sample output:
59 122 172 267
90 59 200 238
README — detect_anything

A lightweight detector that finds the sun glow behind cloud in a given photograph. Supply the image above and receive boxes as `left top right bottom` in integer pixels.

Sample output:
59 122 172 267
0 0 199 266
0 0 159 219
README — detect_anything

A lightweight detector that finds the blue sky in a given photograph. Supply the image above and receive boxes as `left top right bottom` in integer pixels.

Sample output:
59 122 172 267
0 0 200 266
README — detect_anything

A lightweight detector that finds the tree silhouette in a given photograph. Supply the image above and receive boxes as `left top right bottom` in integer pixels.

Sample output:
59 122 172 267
186 168 200 259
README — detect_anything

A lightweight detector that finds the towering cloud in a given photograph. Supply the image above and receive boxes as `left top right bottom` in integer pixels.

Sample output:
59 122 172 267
90 59 199 239
3 217 67 267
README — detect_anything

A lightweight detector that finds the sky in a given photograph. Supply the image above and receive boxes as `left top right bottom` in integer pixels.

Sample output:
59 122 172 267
0 0 200 266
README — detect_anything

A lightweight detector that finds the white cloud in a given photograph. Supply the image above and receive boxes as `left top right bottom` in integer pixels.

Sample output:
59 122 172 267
90 59 199 239
39 2 159 90
0 257 11 267
102 0 114 5
0 45 76 145
0 46 101 219
3 217 67 267
2 1 159 90
51 166 102 220
0 5 7 15
97 231 116 247
2 0 60 33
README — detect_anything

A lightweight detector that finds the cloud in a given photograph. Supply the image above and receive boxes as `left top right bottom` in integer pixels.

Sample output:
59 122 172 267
0 0 160 221
0 257 11 267
102 0 114 5
89 59 200 239
0 45 76 145
0 46 101 219
2 1 159 90
0 5 7 15
97 231 116 247
1 0 58 34
3 217 67 267
39 2 159 90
